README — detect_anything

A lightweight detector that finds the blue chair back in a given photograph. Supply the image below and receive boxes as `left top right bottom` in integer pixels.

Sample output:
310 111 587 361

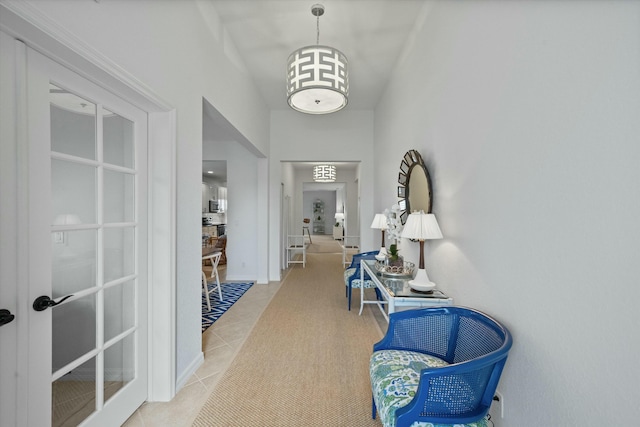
347 250 379 284
347 250 379 269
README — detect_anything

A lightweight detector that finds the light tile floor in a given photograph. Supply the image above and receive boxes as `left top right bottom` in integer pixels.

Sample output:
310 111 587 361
123 265 283 426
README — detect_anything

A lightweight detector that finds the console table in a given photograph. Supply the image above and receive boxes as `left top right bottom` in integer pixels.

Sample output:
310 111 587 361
360 259 453 322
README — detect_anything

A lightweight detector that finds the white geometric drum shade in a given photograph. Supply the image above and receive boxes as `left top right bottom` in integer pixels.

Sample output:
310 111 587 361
287 45 349 114
313 164 336 182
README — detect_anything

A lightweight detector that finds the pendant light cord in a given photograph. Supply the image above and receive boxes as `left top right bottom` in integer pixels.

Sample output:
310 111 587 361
311 4 324 45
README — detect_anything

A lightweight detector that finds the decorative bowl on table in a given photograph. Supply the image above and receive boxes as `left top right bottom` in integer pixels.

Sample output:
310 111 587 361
374 260 415 277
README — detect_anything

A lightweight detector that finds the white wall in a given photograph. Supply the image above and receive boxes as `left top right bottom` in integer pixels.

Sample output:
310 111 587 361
203 137 259 282
269 110 375 280
375 1 640 425
280 162 296 270
224 141 259 281
342 168 360 240
18 0 271 389
281 162 296 236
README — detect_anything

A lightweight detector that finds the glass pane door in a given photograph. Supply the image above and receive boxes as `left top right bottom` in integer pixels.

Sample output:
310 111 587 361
47 76 145 426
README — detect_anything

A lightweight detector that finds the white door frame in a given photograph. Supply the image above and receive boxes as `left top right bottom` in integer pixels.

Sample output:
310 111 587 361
0 1 177 407
0 29 20 427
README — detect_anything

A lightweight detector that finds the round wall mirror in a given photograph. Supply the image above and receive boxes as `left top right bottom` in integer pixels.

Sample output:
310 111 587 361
397 149 433 224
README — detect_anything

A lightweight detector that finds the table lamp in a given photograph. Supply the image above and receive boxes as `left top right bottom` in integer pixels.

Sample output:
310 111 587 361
370 213 388 261
400 211 442 291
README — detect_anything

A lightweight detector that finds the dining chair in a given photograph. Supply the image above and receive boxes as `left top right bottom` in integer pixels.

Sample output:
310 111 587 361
341 235 360 267
202 252 223 311
344 250 381 311
211 234 227 265
302 218 312 244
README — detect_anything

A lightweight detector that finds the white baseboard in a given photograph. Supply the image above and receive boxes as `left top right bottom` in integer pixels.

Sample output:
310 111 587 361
223 274 258 283
175 351 204 391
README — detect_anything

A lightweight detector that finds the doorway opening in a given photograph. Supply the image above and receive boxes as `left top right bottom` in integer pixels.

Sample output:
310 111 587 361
280 161 361 271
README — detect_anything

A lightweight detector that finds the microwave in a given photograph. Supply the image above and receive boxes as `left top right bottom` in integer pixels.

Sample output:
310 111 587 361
209 200 219 213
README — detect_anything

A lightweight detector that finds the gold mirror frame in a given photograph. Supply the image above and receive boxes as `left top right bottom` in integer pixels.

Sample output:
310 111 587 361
397 149 433 224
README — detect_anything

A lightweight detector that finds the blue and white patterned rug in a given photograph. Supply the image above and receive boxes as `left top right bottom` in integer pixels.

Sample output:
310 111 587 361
202 282 254 332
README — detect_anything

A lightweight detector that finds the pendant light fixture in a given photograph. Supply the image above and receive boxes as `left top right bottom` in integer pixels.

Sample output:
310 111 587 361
313 164 336 182
287 4 349 114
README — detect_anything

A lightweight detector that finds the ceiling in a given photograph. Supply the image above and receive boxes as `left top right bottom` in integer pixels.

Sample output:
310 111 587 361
202 160 357 181
210 0 426 110
204 1 424 178
202 160 227 180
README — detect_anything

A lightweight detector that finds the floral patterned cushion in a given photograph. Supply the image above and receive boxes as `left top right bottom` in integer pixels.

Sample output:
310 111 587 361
370 350 488 427
343 268 376 289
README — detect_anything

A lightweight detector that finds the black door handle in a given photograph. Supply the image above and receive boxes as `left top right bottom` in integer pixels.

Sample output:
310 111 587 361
0 309 15 327
32 295 73 312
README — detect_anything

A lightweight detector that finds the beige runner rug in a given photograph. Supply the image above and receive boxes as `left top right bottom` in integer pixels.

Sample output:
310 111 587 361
306 234 343 254
192 253 384 426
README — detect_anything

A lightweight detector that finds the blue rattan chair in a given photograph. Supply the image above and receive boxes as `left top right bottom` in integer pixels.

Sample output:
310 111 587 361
370 306 512 427
344 250 381 311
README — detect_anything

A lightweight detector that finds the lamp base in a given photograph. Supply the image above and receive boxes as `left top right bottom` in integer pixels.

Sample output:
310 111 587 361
408 268 436 292
375 247 387 261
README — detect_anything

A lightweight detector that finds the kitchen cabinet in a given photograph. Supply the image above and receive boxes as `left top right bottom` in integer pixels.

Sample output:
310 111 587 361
202 182 217 212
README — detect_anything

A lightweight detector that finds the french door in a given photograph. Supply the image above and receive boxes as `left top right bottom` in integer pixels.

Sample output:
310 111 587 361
3 40 148 426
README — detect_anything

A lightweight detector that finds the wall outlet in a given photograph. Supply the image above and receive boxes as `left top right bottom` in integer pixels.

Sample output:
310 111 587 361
492 391 504 419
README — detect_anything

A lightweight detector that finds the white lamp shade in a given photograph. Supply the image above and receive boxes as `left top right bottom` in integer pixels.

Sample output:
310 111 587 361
401 212 442 240
370 213 388 230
